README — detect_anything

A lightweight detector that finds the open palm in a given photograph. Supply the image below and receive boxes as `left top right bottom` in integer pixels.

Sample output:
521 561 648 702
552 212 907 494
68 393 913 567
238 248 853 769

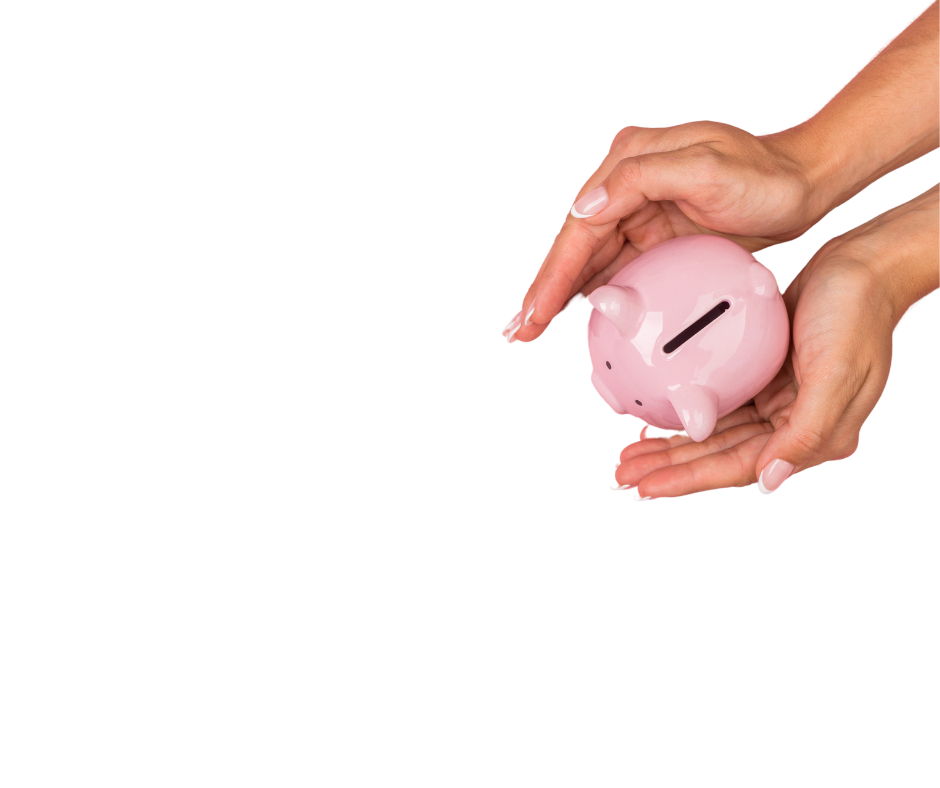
613 230 898 497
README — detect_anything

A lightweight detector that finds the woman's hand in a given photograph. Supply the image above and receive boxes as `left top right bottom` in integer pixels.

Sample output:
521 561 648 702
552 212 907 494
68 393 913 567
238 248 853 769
504 3 938 344
502 121 821 342
613 186 940 498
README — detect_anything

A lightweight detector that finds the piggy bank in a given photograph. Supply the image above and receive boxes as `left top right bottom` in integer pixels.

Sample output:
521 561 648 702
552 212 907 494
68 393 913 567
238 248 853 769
588 235 789 441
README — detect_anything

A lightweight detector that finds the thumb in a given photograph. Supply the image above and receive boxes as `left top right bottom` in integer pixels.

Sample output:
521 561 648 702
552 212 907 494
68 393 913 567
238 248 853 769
572 146 720 227
754 361 860 494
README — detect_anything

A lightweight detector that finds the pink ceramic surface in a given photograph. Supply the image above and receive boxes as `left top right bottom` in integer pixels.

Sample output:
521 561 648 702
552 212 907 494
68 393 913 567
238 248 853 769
588 235 789 441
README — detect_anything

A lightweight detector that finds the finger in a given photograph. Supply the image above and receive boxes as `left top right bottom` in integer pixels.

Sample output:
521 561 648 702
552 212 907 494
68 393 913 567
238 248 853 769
617 432 692 465
516 234 639 342
791 359 890 472
507 279 596 342
520 218 617 333
520 147 705 334
619 403 762 463
574 146 721 231
636 431 774 498
754 356 867 492
617 420 774 488
576 241 643 300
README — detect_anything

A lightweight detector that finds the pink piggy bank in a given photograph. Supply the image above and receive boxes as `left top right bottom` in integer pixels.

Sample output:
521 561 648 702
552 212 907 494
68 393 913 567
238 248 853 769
588 235 789 441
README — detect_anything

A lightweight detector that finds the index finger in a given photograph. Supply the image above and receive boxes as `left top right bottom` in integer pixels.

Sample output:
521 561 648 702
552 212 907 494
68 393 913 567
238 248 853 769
519 218 638 345
519 146 713 337
509 214 626 343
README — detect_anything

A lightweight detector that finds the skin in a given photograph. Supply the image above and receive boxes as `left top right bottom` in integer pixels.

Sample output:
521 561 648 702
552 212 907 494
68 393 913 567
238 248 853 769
506 2 939 343
515 121 819 325
614 186 940 497
504 3 939 493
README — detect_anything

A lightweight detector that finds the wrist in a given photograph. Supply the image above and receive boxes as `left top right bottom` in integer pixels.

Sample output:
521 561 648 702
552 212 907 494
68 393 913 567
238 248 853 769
851 187 940 325
760 123 844 232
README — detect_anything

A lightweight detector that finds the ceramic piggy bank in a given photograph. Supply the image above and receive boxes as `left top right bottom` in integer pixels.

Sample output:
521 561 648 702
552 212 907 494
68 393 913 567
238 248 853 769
588 235 789 441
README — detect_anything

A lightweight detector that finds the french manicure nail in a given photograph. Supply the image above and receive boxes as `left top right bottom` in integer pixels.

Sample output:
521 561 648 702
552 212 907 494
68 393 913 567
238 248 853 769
611 483 634 490
633 494 652 501
758 459 794 494
524 302 536 326
502 311 522 336
506 321 522 343
570 186 609 219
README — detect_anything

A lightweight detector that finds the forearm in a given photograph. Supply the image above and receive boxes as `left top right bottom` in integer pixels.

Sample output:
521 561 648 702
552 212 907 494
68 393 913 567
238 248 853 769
770 3 939 223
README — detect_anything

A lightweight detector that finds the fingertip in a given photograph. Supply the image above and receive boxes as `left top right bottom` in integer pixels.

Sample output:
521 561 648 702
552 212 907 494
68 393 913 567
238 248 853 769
512 321 550 343
570 186 610 219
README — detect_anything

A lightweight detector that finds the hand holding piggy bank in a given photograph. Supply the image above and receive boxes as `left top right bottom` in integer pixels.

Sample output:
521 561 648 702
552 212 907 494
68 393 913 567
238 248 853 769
588 235 789 441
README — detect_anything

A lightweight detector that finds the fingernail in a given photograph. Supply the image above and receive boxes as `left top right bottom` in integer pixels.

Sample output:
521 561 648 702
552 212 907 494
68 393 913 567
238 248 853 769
611 483 634 490
633 494 652 501
502 311 522 336
758 459 794 494
570 186 609 219
506 320 522 343
524 302 536 326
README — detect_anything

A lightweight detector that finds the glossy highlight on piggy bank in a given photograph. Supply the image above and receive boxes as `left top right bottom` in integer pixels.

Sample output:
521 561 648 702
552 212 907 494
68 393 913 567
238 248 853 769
588 235 789 442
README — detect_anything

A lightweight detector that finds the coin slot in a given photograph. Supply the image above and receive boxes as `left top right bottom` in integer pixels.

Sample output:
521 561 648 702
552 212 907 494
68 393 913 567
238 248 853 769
663 301 731 354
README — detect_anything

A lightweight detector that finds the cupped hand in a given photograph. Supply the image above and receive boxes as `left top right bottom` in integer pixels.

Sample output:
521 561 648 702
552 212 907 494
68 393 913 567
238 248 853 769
504 122 824 343
614 222 903 499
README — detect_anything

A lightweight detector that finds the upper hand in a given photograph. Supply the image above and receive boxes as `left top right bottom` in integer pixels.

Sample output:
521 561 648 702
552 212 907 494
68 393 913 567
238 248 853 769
504 122 821 343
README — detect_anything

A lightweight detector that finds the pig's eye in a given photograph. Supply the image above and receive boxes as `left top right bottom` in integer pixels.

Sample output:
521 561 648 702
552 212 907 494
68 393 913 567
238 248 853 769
605 361 611 369
635 400 642 406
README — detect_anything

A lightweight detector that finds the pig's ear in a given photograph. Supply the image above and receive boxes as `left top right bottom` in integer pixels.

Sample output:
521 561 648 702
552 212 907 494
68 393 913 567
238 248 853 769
749 262 779 299
667 385 719 442
588 285 644 337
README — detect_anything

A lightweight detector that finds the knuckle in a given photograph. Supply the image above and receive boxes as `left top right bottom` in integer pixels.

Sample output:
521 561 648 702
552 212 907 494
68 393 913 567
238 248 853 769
567 218 599 251
816 237 844 258
788 425 828 458
824 357 865 394
614 155 642 185
610 126 641 152
686 120 724 138
832 436 860 461
689 145 726 179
